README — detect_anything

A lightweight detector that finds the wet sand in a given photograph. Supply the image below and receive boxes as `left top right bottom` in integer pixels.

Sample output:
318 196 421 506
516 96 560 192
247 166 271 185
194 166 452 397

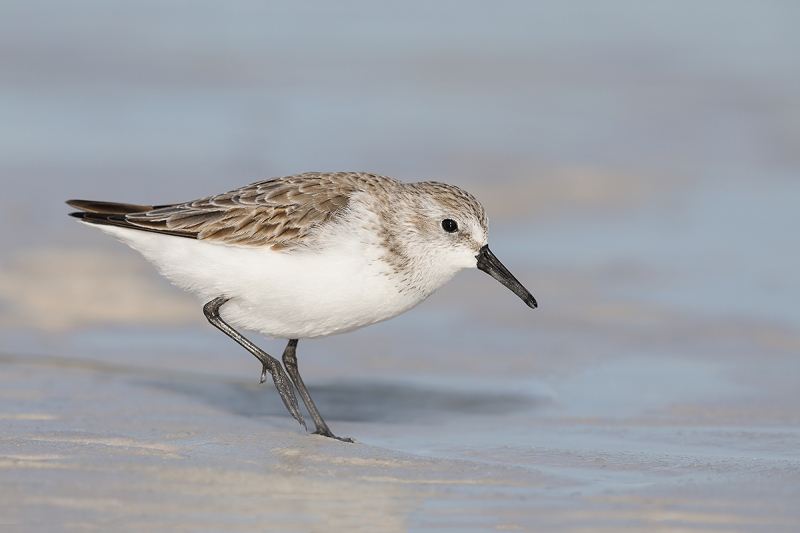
1 317 798 532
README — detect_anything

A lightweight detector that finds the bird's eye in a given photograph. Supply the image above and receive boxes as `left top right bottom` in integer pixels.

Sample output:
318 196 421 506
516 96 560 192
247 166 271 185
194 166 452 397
441 219 458 233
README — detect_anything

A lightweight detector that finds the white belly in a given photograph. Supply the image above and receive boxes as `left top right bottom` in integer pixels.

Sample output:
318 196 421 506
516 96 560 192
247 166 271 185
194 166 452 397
96 224 425 338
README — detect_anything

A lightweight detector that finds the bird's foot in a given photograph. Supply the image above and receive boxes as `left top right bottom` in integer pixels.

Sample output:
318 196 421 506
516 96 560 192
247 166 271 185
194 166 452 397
313 428 354 443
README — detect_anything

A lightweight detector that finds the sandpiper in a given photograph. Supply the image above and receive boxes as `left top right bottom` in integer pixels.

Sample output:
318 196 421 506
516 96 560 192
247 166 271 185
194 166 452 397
67 172 536 441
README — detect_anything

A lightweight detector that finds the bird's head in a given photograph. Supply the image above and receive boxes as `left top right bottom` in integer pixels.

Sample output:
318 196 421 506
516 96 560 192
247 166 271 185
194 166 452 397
395 182 537 309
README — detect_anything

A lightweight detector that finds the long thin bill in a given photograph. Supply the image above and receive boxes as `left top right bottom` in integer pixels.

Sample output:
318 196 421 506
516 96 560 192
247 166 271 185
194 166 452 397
475 245 537 309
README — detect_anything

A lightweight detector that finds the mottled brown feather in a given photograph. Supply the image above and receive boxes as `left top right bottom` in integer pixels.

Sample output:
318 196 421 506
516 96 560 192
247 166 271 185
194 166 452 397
117 172 399 250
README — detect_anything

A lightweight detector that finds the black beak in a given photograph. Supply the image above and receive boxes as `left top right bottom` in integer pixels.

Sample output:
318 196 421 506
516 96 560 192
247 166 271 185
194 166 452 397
476 245 537 309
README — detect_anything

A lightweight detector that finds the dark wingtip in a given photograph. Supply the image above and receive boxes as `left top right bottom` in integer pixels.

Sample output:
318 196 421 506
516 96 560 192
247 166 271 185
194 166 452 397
65 199 154 215
66 202 199 239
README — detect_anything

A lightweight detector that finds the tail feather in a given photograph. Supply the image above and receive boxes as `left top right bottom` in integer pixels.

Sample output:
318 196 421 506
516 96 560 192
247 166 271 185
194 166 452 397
66 199 196 239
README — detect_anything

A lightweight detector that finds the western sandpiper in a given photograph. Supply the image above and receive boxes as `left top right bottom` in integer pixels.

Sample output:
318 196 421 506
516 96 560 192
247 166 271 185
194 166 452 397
67 172 536 441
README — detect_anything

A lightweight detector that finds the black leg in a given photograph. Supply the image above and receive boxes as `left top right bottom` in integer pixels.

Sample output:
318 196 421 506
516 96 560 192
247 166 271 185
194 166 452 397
282 339 353 443
203 297 306 430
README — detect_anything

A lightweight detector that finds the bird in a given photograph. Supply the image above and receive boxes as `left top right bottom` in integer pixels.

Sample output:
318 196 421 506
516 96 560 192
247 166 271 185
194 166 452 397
67 172 537 441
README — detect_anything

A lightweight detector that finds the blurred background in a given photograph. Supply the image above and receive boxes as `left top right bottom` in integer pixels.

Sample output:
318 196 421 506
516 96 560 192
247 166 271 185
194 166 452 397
1 1 799 529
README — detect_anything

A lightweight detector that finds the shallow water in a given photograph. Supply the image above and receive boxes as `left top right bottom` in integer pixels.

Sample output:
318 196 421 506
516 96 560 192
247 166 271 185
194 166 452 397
1 2 799 531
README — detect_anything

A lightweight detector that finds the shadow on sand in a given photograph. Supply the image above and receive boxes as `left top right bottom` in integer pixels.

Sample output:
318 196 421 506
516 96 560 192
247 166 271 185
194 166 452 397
143 378 541 424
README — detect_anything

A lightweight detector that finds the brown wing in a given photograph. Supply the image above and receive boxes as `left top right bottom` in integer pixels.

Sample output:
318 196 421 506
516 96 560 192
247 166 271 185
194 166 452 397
68 172 396 250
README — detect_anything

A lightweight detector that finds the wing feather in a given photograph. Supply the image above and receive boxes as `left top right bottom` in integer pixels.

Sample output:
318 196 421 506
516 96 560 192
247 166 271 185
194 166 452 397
68 172 397 250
